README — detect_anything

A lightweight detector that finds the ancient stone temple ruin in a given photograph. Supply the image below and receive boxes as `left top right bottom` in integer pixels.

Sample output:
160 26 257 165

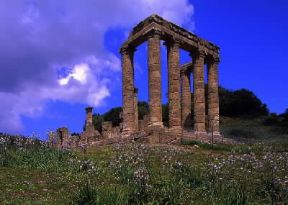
120 14 220 142
50 14 223 148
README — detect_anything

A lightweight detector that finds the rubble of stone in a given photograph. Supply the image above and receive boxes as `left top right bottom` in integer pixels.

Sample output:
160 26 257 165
50 15 240 149
49 107 123 149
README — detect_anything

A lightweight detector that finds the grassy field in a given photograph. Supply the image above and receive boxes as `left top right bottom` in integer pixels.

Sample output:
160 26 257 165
1 141 288 204
1 118 288 205
221 117 288 144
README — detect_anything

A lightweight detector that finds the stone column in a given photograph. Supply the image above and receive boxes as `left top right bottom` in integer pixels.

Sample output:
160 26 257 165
134 88 139 131
85 107 93 129
148 30 162 127
193 50 206 133
167 39 181 131
181 69 192 128
121 46 136 134
208 57 220 135
57 127 69 148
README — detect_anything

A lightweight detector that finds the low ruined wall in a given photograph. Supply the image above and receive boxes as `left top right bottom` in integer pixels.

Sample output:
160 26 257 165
102 121 121 139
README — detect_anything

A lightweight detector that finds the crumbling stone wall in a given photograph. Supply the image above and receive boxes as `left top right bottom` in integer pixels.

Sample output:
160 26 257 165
49 127 69 149
102 121 121 139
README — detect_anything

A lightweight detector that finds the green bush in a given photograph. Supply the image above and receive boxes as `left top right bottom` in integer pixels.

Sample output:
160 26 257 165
219 87 269 117
226 128 256 138
70 180 99 205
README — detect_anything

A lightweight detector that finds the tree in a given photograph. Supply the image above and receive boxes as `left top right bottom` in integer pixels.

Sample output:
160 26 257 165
138 101 149 120
103 107 122 127
219 87 268 117
92 113 103 133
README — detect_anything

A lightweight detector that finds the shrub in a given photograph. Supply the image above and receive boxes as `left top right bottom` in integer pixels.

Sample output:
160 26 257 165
226 128 256 138
70 180 99 205
219 87 269 117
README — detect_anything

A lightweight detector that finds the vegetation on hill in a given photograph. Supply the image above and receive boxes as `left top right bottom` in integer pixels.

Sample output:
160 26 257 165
0 85 287 204
219 87 269 117
92 87 287 141
1 134 288 204
1 87 287 204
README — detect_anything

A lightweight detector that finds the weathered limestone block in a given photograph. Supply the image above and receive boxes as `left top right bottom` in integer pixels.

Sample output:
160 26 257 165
102 122 121 139
112 127 121 138
69 134 80 148
139 114 149 131
167 39 181 131
121 46 136 135
48 131 57 148
208 57 220 134
56 127 69 148
102 121 113 138
193 50 206 133
148 30 162 127
147 126 163 144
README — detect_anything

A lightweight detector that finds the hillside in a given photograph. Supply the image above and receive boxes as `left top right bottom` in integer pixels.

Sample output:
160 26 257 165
1 135 288 204
1 87 288 204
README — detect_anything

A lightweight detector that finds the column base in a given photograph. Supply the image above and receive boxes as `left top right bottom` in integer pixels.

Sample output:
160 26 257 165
148 121 163 128
121 128 134 138
194 131 208 139
208 131 221 137
169 126 183 136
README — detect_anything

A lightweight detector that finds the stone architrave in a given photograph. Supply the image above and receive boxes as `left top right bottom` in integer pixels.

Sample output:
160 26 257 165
121 46 136 134
167 39 181 131
208 57 220 134
148 30 162 127
193 50 206 133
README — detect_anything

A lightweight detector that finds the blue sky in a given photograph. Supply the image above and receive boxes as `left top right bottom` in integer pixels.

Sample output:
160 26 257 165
0 0 287 139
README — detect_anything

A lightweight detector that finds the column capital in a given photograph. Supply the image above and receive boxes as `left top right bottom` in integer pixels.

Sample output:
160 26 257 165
207 55 220 64
190 49 206 59
85 106 93 113
164 37 181 48
212 56 220 63
120 45 136 55
180 66 191 76
147 29 162 39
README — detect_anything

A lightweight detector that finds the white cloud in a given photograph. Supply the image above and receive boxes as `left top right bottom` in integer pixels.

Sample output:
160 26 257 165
58 63 89 85
0 0 194 133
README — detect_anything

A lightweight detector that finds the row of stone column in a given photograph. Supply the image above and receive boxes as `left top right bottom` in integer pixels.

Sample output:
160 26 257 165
121 30 220 135
180 54 220 134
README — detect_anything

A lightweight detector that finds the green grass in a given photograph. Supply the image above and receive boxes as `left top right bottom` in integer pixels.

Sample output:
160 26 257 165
1 142 288 204
1 120 288 205
221 117 288 143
